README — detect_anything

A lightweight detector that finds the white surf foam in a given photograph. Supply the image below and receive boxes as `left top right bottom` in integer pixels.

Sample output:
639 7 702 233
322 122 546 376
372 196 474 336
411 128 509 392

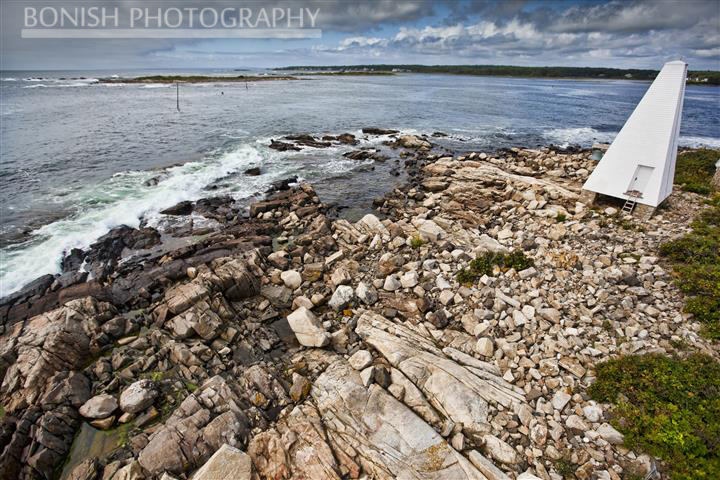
543 127 616 147
678 136 720 148
544 127 720 149
0 144 263 297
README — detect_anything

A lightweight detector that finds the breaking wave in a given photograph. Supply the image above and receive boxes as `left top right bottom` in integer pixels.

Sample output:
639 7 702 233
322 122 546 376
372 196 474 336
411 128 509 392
0 144 265 297
544 127 720 149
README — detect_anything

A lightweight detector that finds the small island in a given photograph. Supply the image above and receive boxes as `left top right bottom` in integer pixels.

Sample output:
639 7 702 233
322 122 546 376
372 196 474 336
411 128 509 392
99 75 298 84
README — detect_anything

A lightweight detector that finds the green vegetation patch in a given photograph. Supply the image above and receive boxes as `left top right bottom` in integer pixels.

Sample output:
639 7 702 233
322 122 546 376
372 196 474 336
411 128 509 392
660 196 720 339
674 149 719 195
456 250 534 284
589 354 720 479
410 235 425 249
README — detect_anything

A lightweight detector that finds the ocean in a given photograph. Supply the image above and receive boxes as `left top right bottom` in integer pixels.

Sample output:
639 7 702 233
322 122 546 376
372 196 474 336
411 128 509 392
1 69 719 296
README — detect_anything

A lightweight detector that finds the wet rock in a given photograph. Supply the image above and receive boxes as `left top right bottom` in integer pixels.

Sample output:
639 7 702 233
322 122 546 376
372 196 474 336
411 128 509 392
269 139 301 152
161 201 194 216
285 134 331 148
266 176 297 193
243 167 261 176
398 134 431 149
90 416 115 430
362 127 398 135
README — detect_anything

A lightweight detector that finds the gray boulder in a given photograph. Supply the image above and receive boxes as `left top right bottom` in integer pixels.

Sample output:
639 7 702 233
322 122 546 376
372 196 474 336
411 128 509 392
120 379 158 414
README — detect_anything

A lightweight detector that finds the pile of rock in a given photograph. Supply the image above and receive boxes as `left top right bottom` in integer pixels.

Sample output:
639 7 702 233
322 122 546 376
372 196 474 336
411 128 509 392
1 142 717 480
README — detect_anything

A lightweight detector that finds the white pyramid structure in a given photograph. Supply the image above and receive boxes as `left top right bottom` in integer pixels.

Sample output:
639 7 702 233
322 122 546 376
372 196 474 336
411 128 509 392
582 60 687 208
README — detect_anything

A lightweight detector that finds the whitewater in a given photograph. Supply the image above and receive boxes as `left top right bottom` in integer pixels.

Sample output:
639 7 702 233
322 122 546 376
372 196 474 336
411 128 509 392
1 70 718 296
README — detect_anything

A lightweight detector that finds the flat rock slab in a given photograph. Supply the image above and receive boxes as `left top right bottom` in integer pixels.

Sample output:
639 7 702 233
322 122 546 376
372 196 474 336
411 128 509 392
192 444 252 480
355 311 526 440
312 359 484 479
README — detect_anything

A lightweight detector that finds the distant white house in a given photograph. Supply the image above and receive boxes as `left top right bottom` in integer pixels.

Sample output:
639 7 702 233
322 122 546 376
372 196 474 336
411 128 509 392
581 61 688 215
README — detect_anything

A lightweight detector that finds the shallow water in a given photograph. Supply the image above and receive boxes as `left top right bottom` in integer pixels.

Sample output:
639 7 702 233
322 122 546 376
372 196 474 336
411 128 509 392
60 422 122 479
1 69 718 296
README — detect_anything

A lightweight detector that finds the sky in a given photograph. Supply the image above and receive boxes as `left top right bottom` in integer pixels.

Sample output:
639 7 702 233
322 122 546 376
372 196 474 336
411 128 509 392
1 0 719 71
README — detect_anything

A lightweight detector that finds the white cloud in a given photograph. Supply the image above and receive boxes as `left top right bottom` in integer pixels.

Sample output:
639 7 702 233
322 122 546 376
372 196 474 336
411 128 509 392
320 3 719 69
693 48 720 58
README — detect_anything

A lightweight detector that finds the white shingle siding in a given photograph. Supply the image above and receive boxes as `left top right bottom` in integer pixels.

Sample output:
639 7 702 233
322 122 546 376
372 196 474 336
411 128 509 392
583 61 687 207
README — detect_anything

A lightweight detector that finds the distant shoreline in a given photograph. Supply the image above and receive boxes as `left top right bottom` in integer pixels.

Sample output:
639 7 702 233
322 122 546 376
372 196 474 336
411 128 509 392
275 64 720 85
98 75 298 84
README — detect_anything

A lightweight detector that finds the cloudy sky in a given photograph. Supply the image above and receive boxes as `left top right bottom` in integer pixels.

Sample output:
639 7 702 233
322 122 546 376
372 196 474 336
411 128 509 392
1 0 719 71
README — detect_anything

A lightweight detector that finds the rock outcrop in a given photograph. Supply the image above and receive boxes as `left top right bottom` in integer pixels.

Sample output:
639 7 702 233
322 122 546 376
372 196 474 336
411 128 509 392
312 359 484 479
2 142 717 480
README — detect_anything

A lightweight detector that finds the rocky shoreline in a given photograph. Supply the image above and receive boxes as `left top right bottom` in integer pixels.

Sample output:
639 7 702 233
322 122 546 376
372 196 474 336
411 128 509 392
1 132 718 480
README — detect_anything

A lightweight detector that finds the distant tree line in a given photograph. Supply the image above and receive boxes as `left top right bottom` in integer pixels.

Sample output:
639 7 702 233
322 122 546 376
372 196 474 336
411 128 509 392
275 64 720 85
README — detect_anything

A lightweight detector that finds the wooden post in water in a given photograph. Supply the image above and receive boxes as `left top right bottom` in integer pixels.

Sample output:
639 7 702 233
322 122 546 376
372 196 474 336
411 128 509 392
176 82 180 111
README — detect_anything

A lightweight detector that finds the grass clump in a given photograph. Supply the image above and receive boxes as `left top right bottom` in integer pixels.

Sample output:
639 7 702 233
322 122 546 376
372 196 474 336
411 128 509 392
553 456 578 478
456 250 534 284
674 149 718 195
660 196 720 339
589 353 720 480
410 235 425 249
556 212 567 222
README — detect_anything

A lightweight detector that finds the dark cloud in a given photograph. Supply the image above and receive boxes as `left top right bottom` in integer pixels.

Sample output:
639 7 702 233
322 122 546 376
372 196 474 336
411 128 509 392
317 0 719 69
548 0 719 33
442 0 531 25
1 0 718 69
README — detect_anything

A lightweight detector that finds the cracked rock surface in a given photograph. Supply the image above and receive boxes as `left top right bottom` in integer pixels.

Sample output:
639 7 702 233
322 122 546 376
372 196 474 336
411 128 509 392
1 138 717 480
